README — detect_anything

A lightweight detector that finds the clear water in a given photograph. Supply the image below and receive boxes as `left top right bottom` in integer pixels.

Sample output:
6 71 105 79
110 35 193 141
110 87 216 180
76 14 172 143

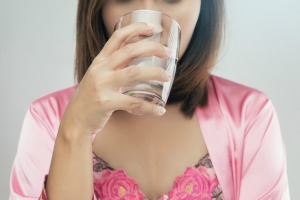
122 57 178 107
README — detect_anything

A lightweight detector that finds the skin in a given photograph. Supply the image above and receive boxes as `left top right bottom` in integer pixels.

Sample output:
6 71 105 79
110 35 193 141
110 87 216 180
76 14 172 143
46 1 207 200
102 0 201 59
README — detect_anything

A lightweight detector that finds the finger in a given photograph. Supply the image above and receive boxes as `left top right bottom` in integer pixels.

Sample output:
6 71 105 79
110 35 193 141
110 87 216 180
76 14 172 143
112 94 166 116
111 65 171 88
107 41 171 70
97 23 156 59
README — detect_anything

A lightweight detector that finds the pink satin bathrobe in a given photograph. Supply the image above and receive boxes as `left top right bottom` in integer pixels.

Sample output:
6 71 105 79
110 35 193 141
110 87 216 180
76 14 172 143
9 75 290 199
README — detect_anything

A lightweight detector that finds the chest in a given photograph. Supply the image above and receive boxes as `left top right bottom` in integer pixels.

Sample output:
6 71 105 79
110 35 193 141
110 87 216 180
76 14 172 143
92 111 208 199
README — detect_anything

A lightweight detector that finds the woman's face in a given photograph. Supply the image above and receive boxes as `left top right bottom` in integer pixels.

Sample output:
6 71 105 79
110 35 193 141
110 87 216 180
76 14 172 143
101 0 201 59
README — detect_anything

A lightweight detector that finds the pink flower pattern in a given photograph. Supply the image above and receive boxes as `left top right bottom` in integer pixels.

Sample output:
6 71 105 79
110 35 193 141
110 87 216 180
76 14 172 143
163 166 220 200
94 169 145 200
93 154 223 200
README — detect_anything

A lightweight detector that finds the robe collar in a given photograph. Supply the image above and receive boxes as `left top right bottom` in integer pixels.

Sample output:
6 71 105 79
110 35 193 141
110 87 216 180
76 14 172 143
195 76 236 199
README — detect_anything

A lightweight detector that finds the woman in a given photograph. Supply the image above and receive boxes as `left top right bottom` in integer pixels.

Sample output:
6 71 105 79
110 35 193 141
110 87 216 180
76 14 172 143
10 0 289 199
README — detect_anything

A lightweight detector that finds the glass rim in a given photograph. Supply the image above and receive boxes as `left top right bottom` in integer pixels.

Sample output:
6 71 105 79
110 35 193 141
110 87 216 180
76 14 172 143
114 9 181 31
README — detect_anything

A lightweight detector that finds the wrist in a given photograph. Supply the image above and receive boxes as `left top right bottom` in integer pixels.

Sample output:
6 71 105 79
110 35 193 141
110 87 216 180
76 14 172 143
57 122 94 145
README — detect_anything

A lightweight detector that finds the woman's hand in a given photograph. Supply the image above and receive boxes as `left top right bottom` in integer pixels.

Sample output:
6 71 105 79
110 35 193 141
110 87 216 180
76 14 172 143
60 23 171 137
47 21 172 200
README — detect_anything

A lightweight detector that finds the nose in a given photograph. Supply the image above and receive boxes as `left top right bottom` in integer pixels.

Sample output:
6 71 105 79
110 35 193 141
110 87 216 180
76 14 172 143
137 0 160 12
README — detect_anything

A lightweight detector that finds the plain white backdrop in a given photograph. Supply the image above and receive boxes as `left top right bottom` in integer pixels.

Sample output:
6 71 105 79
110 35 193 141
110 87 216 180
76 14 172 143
1 0 299 199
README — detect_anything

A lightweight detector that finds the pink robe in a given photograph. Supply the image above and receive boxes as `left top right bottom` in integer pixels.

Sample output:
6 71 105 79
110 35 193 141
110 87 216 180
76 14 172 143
9 75 290 199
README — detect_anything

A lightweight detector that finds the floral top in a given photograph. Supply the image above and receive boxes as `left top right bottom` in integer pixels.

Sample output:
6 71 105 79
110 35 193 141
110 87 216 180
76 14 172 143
93 153 223 200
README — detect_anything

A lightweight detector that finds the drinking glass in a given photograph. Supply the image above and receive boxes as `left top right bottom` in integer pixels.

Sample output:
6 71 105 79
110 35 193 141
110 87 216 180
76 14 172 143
115 10 181 107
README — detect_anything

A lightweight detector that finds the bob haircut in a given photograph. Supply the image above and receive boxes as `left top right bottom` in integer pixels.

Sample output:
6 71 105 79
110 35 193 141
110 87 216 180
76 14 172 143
75 0 225 118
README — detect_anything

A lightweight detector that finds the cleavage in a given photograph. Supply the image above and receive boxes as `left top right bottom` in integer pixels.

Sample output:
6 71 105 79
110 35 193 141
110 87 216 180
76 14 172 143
93 152 210 200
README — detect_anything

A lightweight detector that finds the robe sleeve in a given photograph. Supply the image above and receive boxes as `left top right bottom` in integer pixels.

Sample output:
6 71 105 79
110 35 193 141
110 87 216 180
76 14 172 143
239 96 290 199
9 105 96 200
9 105 54 200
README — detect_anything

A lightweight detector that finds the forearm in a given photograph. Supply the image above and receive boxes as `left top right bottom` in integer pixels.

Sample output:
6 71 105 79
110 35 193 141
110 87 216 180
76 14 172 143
46 125 94 200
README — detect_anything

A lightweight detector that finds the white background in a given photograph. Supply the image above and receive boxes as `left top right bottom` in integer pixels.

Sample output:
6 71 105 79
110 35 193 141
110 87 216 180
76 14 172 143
1 0 299 199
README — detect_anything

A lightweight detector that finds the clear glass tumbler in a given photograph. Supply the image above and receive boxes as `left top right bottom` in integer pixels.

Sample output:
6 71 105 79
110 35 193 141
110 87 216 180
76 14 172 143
114 10 181 107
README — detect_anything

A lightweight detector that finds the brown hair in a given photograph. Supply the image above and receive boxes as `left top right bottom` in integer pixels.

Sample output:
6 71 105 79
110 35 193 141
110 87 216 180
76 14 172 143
75 0 225 118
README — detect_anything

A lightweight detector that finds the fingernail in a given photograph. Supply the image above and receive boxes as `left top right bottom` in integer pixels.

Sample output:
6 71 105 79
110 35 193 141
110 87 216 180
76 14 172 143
164 46 172 56
165 71 172 81
146 23 156 30
146 23 163 33
157 106 166 116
